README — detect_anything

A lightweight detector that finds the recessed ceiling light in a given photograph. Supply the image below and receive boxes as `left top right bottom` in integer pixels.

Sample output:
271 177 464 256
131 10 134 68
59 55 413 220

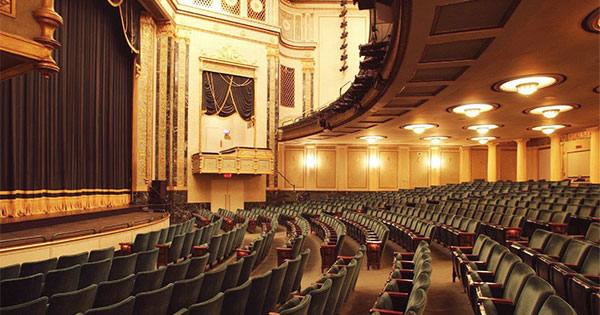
447 103 499 118
358 135 387 143
469 136 497 145
465 124 501 135
530 124 569 135
582 8 600 33
401 123 438 134
422 136 450 144
523 104 579 119
492 74 565 95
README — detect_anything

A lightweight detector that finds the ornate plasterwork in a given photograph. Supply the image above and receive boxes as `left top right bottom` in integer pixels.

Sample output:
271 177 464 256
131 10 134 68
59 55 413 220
198 44 258 78
0 0 15 17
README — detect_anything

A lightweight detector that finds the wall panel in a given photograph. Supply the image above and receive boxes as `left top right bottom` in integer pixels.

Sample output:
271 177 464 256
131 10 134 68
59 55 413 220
347 149 368 189
379 150 398 189
284 149 305 188
316 149 336 188
410 150 429 188
471 148 487 181
441 151 459 185
500 149 517 181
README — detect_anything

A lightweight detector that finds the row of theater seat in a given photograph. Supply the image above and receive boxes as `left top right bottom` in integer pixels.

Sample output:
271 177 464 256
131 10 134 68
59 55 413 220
509 229 599 315
276 216 310 265
340 210 389 269
453 234 582 315
237 217 278 266
309 214 347 271
365 208 436 252
370 241 432 315
274 245 366 315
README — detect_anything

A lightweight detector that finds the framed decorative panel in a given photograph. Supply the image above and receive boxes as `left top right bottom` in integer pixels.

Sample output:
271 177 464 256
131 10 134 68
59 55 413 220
247 0 266 21
280 65 295 108
347 149 368 189
440 151 459 185
379 150 398 189
221 0 240 15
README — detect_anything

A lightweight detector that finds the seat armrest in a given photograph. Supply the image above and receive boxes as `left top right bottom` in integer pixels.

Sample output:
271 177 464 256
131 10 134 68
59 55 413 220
369 309 404 315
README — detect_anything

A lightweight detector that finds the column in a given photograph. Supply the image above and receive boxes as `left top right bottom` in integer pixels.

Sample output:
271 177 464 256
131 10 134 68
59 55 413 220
302 60 314 117
589 127 599 183
430 146 441 186
459 146 472 182
550 134 562 181
267 47 279 188
516 138 528 182
487 143 497 182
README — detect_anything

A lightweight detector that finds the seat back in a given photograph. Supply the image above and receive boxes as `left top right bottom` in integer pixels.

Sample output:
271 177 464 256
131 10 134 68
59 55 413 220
335 259 356 313
221 258 244 291
198 265 227 302
502 262 535 300
57 252 89 269
486 245 509 273
207 235 223 266
560 239 591 266
0 296 48 315
94 274 135 308
537 295 577 315
167 273 204 315
79 258 112 289
0 264 20 281
147 230 161 251
292 249 311 293
108 253 138 281
221 280 252 315
19 257 57 278
321 267 347 315
181 231 196 258
406 288 427 315
279 255 302 303
262 262 289 314
580 244 600 275
132 232 150 253
494 253 520 285
133 283 174 315
246 270 272 315
162 259 191 286
135 248 159 273
42 264 82 297
187 292 224 315
88 247 115 262
217 232 231 261
305 278 332 315
542 234 570 257
168 234 186 263
529 229 553 249
132 266 167 295
238 251 257 285
513 276 555 314
585 222 600 243
186 253 210 279
0 273 43 307
47 284 98 315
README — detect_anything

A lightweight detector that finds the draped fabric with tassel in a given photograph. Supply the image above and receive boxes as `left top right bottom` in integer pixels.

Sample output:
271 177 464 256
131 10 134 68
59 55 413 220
202 71 254 121
0 0 136 217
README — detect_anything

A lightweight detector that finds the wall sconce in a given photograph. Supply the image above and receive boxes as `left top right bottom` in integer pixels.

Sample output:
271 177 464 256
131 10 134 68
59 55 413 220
369 155 379 168
430 156 440 168
305 154 317 168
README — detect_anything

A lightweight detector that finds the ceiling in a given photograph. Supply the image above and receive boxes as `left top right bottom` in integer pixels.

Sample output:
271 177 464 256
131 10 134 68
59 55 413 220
290 0 600 146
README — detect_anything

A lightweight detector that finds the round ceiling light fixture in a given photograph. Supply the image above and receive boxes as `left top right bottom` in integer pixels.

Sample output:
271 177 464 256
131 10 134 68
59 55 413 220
523 104 580 119
447 103 499 118
530 124 569 135
422 136 449 144
465 124 501 135
469 136 498 145
358 135 387 143
582 8 600 33
492 74 566 95
401 123 438 134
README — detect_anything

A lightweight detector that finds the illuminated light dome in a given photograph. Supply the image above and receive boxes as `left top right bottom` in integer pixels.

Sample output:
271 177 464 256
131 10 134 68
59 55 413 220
492 74 565 95
358 135 386 143
530 124 568 135
470 136 497 145
523 104 579 119
447 103 498 118
401 123 438 134
465 124 501 135
422 136 449 144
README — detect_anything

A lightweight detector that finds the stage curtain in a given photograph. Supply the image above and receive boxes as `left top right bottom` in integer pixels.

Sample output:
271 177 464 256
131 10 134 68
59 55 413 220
0 0 136 217
202 71 254 121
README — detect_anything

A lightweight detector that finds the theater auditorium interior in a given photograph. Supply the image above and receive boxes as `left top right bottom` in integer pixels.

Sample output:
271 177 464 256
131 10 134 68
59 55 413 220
0 0 599 314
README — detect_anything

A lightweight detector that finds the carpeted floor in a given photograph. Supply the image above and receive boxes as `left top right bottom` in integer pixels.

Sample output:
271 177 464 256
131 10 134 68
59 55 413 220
247 225 474 315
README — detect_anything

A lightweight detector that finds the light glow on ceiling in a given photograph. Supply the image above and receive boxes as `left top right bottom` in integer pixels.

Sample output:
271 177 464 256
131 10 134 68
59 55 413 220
422 136 449 144
530 124 568 135
448 103 498 118
524 105 579 119
470 136 497 145
466 124 501 135
493 74 565 95
401 123 438 134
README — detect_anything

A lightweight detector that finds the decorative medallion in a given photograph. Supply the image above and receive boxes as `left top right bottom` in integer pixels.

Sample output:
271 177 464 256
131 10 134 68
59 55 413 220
250 0 263 13
224 0 238 6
